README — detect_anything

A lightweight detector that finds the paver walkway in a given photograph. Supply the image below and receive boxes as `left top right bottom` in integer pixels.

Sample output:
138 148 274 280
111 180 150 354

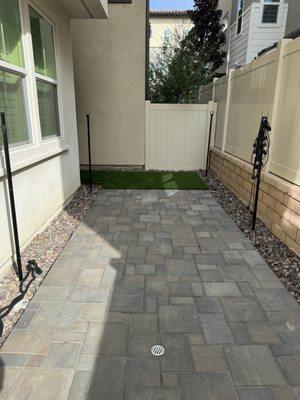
1 190 300 399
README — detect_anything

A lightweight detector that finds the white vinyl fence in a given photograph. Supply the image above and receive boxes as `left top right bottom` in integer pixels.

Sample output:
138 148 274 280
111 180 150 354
210 37 300 186
145 102 216 171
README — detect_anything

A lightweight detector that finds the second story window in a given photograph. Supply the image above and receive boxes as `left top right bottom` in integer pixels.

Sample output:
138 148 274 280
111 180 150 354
262 0 280 23
237 0 244 35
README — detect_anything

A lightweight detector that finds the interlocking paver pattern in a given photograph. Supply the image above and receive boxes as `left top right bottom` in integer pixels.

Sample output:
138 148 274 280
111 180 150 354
1 190 300 399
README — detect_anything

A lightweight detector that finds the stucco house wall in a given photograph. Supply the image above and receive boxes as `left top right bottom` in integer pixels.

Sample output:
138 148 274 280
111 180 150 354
0 0 94 274
72 0 147 167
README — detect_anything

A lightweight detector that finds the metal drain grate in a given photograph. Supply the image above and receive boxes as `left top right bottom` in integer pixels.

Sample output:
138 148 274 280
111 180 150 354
151 344 165 357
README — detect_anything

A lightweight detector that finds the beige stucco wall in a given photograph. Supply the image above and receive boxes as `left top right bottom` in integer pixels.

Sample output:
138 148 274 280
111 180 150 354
72 0 146 167
0 0 80 273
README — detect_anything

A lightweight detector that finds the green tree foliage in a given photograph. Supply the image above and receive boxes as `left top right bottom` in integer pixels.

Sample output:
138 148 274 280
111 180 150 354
150 0 226 103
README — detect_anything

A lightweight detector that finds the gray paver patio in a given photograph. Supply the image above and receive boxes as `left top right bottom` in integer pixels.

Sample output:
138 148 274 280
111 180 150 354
1 189 300 399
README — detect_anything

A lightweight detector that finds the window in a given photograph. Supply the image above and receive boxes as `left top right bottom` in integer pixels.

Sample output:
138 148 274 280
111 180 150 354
164 28 171 44
0 70 28 145
262 0 280 23
237 0 244 35
0 0 28 146
223 13 229 32
183 28 190 38
30 7 60 138
0 1 61 147
36 81 59 138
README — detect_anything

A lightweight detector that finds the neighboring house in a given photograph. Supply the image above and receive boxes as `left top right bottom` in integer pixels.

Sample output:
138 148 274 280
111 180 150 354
149 10 193 63
227 0 300 69
218 0 233 74
72 0 147 168
149 4 232 74
0 0 107 273
285 0 300 37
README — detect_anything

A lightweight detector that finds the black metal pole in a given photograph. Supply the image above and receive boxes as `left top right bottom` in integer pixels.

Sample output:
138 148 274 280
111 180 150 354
251 159 262 231
145 0 150 100
0 112 23 281
86 113 92 192
205 112 214 177
251 116 271 230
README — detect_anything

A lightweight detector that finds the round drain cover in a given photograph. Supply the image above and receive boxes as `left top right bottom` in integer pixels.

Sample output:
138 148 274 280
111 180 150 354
151 345 165 357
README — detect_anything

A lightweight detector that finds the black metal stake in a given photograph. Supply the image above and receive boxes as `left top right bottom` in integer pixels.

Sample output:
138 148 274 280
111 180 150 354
0 112 23 281
86 113 92 192
205 112 214 177
251 157 262 231
251 117 271 230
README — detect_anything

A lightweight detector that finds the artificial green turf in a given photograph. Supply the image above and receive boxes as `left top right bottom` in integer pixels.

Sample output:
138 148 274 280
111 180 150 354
80 170 207 190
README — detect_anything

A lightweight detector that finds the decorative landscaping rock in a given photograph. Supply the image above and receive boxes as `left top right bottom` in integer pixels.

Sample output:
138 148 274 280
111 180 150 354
200 170 300 303
0 185 99 348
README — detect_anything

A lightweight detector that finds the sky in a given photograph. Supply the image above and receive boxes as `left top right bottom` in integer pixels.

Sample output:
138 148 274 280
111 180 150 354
150 0 194 10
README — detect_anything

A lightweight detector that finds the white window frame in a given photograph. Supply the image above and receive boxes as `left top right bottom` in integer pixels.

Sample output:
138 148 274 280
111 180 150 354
0 0 34 148
260 0 284 28
28 2 62 142
0 0 68 179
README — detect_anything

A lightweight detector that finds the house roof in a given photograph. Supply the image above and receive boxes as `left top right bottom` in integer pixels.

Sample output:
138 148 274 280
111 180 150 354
150 10 190 17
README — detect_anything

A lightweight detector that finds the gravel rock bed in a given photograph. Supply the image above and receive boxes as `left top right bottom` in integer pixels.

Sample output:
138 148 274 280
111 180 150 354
200 170 300 303
0 185 99 348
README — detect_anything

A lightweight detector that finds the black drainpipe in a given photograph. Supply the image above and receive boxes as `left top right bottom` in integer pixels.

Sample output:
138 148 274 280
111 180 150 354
145 0 150 100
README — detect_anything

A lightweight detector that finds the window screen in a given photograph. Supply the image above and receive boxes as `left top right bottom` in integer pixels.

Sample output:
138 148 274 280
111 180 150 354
262 0 280 23
29 7 56 79
0 70 28 145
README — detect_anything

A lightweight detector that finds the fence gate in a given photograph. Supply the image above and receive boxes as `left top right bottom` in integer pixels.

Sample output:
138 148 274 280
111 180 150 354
145 102 217 171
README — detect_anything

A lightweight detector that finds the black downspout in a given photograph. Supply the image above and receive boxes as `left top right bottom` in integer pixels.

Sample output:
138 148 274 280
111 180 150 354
86 113 92 192
145 0 150 100
205 112 214 177
0 112 23 282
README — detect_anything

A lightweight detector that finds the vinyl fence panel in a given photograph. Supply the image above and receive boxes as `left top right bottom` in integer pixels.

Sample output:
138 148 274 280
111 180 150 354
146 103 210 171
225 49 279 162
270 38 300 185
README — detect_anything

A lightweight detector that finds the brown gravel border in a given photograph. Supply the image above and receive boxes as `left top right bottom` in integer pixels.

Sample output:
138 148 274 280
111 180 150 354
200 170 300 303
0 185 99 348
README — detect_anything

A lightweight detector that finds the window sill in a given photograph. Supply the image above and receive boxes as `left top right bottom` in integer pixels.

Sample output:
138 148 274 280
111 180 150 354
0 144 70 178
257 23 281 29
